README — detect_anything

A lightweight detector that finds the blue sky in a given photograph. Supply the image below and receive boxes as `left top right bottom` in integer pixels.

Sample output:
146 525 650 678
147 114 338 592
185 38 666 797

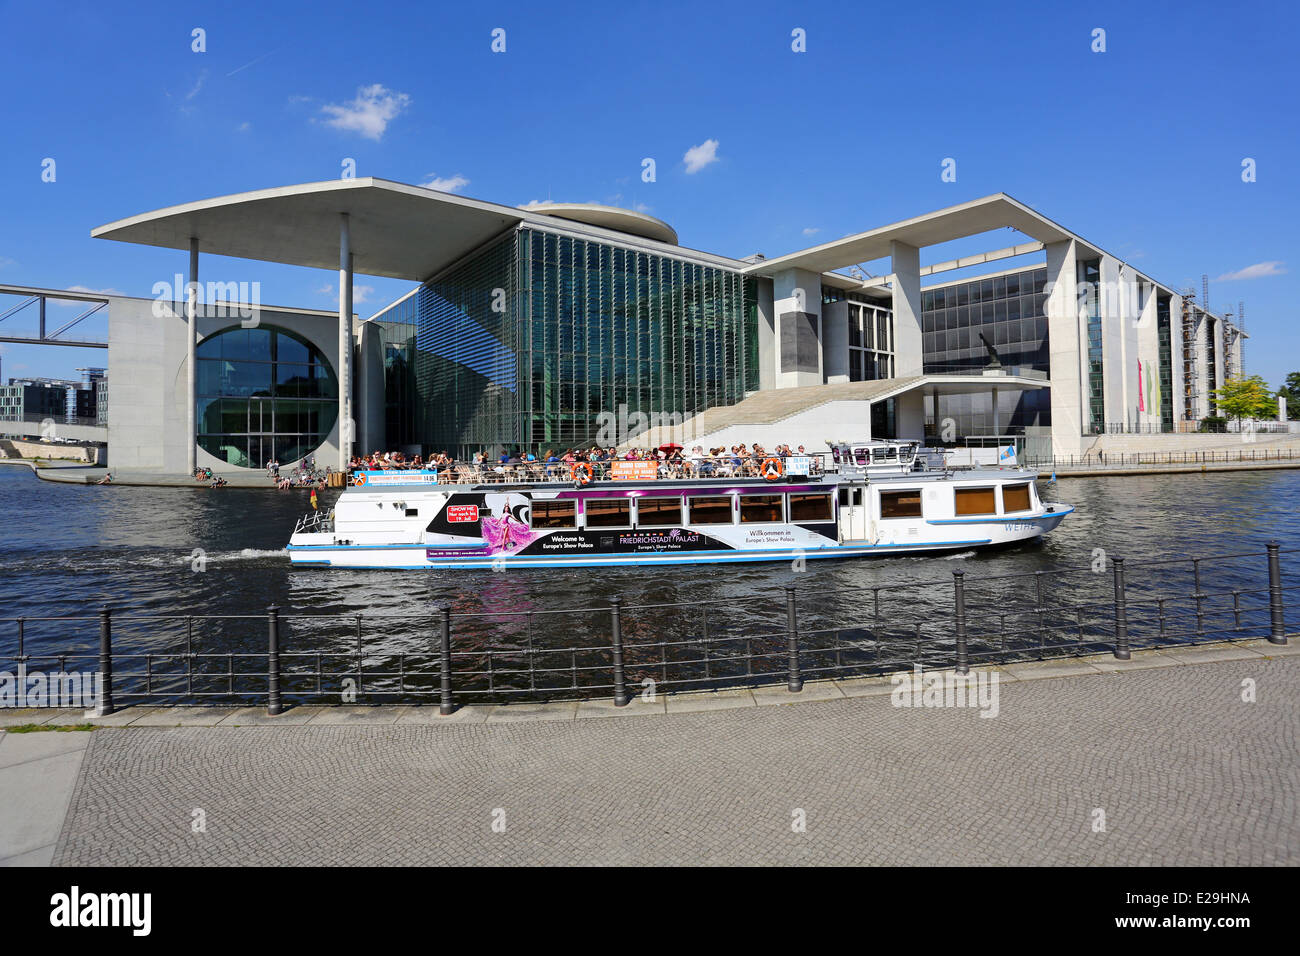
1 0 1296 388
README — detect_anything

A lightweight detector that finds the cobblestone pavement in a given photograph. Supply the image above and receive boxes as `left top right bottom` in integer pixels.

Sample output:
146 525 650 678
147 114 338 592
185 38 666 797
53 657 1299 865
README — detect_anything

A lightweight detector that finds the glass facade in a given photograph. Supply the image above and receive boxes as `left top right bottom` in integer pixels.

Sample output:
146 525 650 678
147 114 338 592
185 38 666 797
373 226 757 456
847 297 894 381
920 267 1051 438
1157 295 1173 433
196 325 337 468
1077 258 1103 433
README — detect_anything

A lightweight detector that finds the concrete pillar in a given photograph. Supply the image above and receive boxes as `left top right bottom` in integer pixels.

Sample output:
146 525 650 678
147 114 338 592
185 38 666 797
755 277 776 392
991 386 1000 436
890 241 923 377
823 300 849 384
896 390 925 440
186 237 198 474
357 320 386 455
338 215 352 470
773 268 823 388
1044 239 1084 457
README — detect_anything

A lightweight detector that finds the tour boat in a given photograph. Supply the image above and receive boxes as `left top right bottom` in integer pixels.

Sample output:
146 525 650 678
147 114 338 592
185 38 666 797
285 441 1073 569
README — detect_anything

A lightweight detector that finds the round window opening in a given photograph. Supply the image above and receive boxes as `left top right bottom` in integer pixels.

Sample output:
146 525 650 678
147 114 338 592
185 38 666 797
196 326 338 469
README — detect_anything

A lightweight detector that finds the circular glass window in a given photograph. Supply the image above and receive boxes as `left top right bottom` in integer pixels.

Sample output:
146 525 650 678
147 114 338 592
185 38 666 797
196 326 338 468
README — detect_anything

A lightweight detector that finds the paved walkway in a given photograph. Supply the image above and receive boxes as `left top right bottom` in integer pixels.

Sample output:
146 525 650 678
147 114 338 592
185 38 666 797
0 731 92 865
0 641 1292 866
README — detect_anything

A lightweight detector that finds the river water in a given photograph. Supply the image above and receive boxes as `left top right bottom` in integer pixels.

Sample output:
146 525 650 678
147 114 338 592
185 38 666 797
3 464 1297 697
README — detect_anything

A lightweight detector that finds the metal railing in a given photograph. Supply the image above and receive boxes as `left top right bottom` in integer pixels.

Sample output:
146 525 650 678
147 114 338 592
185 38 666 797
1 544 1293 716
1024 448 1300 469
350 454 834 485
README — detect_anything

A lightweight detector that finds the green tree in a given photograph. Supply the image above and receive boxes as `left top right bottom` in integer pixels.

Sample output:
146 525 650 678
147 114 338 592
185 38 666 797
1211 375 1276 428
1276 372 1300 419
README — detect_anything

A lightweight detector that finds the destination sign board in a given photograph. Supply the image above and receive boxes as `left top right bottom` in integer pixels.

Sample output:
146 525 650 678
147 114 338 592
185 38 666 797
352 470 440 486
610 460 659 481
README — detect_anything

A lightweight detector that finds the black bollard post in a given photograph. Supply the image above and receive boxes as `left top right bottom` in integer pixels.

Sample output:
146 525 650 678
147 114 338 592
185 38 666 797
438 604 455 715
785 586 803 692
1267 542 1287 645
610 596 628 706
1113 557 1131 660
266 605 282 716
953 570 969 675
97 606 114 716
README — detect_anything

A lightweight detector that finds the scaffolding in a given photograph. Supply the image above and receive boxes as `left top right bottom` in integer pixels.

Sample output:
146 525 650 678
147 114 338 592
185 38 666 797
1180 291 1201 421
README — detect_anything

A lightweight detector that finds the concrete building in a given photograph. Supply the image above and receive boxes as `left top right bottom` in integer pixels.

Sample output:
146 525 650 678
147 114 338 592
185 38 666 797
3 179 1252 472
0 371 105 426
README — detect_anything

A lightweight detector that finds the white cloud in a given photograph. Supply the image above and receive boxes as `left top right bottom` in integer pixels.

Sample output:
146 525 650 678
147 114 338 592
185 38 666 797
1215 261 1286 282
633 202 651 213
419 173 469 193
683 139 720 174
236 121 251 132
65 284 123 296
0 255 16 269
319 84 411 140
519 199 556 209
802 227 820 237
186 70 207 101
317 283 374 304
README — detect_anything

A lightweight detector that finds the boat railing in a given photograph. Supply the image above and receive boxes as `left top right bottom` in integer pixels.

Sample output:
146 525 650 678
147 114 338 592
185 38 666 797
292 510 334 535
351 454 832 486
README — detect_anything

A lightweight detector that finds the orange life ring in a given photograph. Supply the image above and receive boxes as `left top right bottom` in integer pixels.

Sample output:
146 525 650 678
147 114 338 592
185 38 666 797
571 462 594 484
761 457 783 480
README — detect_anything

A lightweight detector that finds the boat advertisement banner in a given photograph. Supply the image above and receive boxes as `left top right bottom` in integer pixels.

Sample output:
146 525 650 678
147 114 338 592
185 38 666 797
520 527 721 555
353 470 440 486
786 456 812 476
610 460 659 480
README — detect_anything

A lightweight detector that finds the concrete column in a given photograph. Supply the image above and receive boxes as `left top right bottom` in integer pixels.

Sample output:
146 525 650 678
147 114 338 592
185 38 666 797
772 268 823 388
889 241 922 377
1044 239 1084 457
991 386 1000 436
755 277 776 392
338 215 352 470
823 300 849 384
186 237 198 474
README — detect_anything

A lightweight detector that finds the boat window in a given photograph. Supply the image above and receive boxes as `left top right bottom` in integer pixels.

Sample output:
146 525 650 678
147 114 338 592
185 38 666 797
955 486 998 516
532 500 576 529
739 494 784 523
405 509 419 518
689 495 734 525
584 499 631 528
1002 483 1032 513
838 488 851 508
636 496 682 527
853 448 869 465
789 493 833 522
879 489 922 519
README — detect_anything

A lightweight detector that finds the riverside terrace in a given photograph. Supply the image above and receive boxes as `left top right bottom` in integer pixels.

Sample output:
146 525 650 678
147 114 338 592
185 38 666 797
1 545 1293 715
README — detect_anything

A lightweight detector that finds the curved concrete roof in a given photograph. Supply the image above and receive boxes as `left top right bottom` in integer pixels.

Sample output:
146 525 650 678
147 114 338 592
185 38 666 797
522 203 678 245
91 178 526 282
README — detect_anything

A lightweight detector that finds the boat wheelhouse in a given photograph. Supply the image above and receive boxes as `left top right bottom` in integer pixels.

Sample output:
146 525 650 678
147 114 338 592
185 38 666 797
286 441 1073 569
